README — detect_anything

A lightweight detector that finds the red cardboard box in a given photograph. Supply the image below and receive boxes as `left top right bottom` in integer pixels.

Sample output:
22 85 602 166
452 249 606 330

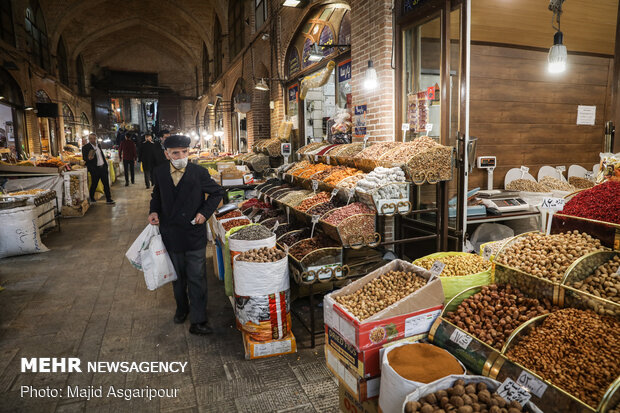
325 345 380 402
339 381 378 413
323 259 444 351
325 325 427 379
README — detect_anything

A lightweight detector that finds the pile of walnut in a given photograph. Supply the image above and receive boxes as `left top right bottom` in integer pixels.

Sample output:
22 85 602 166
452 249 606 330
506 308 620 408
570 255 620 303
236 247 286 263
404 379 525 413
495 231 605 282
445 284 554 349
335 270 427 320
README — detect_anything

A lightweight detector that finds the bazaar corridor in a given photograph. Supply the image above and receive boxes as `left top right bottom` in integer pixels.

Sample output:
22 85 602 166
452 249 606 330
0 179 338 413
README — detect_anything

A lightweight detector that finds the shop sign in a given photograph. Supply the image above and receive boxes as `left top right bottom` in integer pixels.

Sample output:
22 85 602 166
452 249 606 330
287 48 301 77
353 104 367 138
338 60 351 83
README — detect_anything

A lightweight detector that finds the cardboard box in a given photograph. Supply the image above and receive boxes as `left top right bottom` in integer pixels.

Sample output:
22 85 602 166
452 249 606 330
325 325 427 379
216 161 236 171
325 346 380 402
61 199 89 217
243 331 297 360
221 169 245 186
339 382 378 413
324 260 444 351
226 189 245 203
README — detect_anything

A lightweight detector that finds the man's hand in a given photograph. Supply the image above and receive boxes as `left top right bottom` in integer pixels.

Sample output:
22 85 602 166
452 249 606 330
148 212 159 225
194 212 206 225
88 149 95 160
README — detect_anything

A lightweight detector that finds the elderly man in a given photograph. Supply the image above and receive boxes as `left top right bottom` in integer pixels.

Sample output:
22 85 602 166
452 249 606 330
82 133 115 204
148 135 225 335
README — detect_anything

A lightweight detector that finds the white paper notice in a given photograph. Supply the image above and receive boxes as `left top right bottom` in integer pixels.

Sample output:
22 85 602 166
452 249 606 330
577 105 596 125
404 309 442 337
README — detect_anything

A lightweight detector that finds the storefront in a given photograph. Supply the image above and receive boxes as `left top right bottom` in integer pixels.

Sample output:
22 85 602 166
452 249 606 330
232 79 249 154
0 68 27 160
284 3 351 152
78 112 90 147
62 103 77 146
35 89 59 156
214 98 224 152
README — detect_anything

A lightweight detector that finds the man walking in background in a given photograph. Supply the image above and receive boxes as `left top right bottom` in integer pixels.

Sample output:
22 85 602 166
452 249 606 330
82 133 115 204
119 134 137 186
148 135 225 335
138 133 157 189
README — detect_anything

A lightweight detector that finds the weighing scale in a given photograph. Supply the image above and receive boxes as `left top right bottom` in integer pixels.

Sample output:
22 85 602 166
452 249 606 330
281 143 291 164
476 156 531 213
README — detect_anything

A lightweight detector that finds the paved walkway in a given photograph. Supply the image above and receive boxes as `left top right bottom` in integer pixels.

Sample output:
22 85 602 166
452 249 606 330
0 176 337 413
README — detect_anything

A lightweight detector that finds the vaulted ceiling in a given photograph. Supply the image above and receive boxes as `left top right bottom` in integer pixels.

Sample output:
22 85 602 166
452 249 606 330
39 0 226 96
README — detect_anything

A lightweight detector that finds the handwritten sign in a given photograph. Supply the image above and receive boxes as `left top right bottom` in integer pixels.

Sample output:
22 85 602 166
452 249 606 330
520 166 529 178
326 155 331 164
517 370 548 398
311 214 320 238
449 328 473 350
497 378 532 406
425 123 433 132
253 215 262 223
483 247 492 261
330 188 339 201
429 261 445 280
314 155 319 162
585 171 594 180
346 188 355 205
286 206 290 221
312 180 319 192
401 123 410 131
556 166 566 173
541 197 565 212
272 221 280 232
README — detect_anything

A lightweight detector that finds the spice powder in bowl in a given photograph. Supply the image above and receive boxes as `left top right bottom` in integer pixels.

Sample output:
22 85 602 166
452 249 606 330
387 343 464 383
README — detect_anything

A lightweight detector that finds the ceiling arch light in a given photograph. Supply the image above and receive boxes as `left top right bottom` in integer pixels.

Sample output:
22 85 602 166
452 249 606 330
282 0 308 7
255 78 269 91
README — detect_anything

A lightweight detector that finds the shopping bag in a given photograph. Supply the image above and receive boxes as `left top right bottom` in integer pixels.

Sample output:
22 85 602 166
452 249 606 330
125 224 158 270
140 228 178 291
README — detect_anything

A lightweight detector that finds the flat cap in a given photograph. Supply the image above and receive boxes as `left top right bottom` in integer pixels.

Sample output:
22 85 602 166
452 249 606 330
164 134 191 149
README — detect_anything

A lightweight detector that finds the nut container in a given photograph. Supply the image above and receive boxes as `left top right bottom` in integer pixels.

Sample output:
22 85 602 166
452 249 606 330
493 232 561 305
551 213 620 250
319 210 380 249
428 285 501 375
287 239 345 285
403 145 455 185
561 250 620 317
356 182 411 216
489 314 619 413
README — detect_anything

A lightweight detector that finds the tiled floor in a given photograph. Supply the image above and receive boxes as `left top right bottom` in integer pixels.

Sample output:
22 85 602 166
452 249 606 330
0 177 337 412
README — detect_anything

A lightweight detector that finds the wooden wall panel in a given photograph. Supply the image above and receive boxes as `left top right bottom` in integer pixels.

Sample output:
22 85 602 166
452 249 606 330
469 45 612 190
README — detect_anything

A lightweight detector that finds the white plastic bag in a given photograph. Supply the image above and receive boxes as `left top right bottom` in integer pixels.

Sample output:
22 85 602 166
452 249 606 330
379 342 465 413
125 225 157 270
233 254 289 297
140 226 177 291
0 206 48 258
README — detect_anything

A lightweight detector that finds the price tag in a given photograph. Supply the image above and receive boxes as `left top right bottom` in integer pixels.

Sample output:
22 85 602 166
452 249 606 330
483 247 492 261
540 197 565 212
311 214 320 238
297 153 301 161
286 206 290 221
363 136 369 149
520 165 529 178
346 188 355 205
517 370 548 398
273 221 280 232
401 123 410 131
556 165 566 172
497 378 532 406
425 123 433 132
326 155 331 164
253 215 262 223
429 261 445 280
248 206 259 219
312 180 319 192
449 328 473 350
330 188 339 201
314 155 319 162
585 171 594 180
289 174 294 183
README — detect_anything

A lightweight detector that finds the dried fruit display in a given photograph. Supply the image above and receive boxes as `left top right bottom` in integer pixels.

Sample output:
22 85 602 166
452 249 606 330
323 202 375 225
569 255 620 303
505 308 620 408
506 179 547 192
539 176 575 191
222 218 251 232
445 284 554 349
562 181 620 224
295 192 330 212
336 174 366 189
380 136 438 164
323 167 364 185
568 176 595 189
216 210 243 220
277 229 310 247
306 200 344 218
297 142 327 154
328 142 365 158
496 231 605 282
334 270 427 320
355 142 401 160
230 225 273 240
278 190 312 206
288 236 339 260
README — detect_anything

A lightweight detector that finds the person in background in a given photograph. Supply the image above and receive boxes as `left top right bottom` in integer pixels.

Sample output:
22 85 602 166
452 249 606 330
82 133 115 204
148 135 225 335
154 129 170 167
119 134 137 186
138 133 157 189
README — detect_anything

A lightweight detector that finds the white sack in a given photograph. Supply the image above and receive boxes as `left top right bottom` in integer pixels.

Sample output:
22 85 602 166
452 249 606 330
0 206 48 258
233 254 289 296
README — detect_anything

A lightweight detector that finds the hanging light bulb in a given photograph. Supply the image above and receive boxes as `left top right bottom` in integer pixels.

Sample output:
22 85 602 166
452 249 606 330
255 78 269 91
548 31 567 73
364 60 377 90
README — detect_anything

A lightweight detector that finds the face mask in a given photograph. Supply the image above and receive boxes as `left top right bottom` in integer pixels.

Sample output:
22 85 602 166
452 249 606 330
171 156 188 170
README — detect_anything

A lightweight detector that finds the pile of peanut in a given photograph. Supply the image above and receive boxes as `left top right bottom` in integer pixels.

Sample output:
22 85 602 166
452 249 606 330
445 284 554 349
335 270 428 320
495 231 605 282
570 255 620 303
416 254 490 277
237 247 286 263
404 379 525 413
506 308 620 408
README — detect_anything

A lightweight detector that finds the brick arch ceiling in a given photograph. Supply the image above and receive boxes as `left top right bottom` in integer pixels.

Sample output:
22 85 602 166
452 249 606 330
44 0 217 59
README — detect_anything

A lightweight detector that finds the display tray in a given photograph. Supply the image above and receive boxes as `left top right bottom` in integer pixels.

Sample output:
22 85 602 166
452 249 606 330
0 164 62 174
287 243 346 285
488 314 620 413
552 213 620 250
561 250 620 317
356 183 411 216
320 211 380 249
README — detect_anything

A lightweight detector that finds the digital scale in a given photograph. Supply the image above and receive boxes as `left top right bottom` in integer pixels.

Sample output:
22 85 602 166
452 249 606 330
476 156 531 213
281 143 291 164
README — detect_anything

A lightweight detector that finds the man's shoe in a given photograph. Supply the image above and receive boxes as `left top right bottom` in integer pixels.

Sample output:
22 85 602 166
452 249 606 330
131 181 135 184
189 322 213 335
173 313 187 324
106 199 116 205
89 198 97 204
125 182 129 186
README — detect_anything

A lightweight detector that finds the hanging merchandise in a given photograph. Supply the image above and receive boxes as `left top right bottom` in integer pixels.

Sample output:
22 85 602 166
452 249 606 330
408 91 429 133
299 61 336 100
